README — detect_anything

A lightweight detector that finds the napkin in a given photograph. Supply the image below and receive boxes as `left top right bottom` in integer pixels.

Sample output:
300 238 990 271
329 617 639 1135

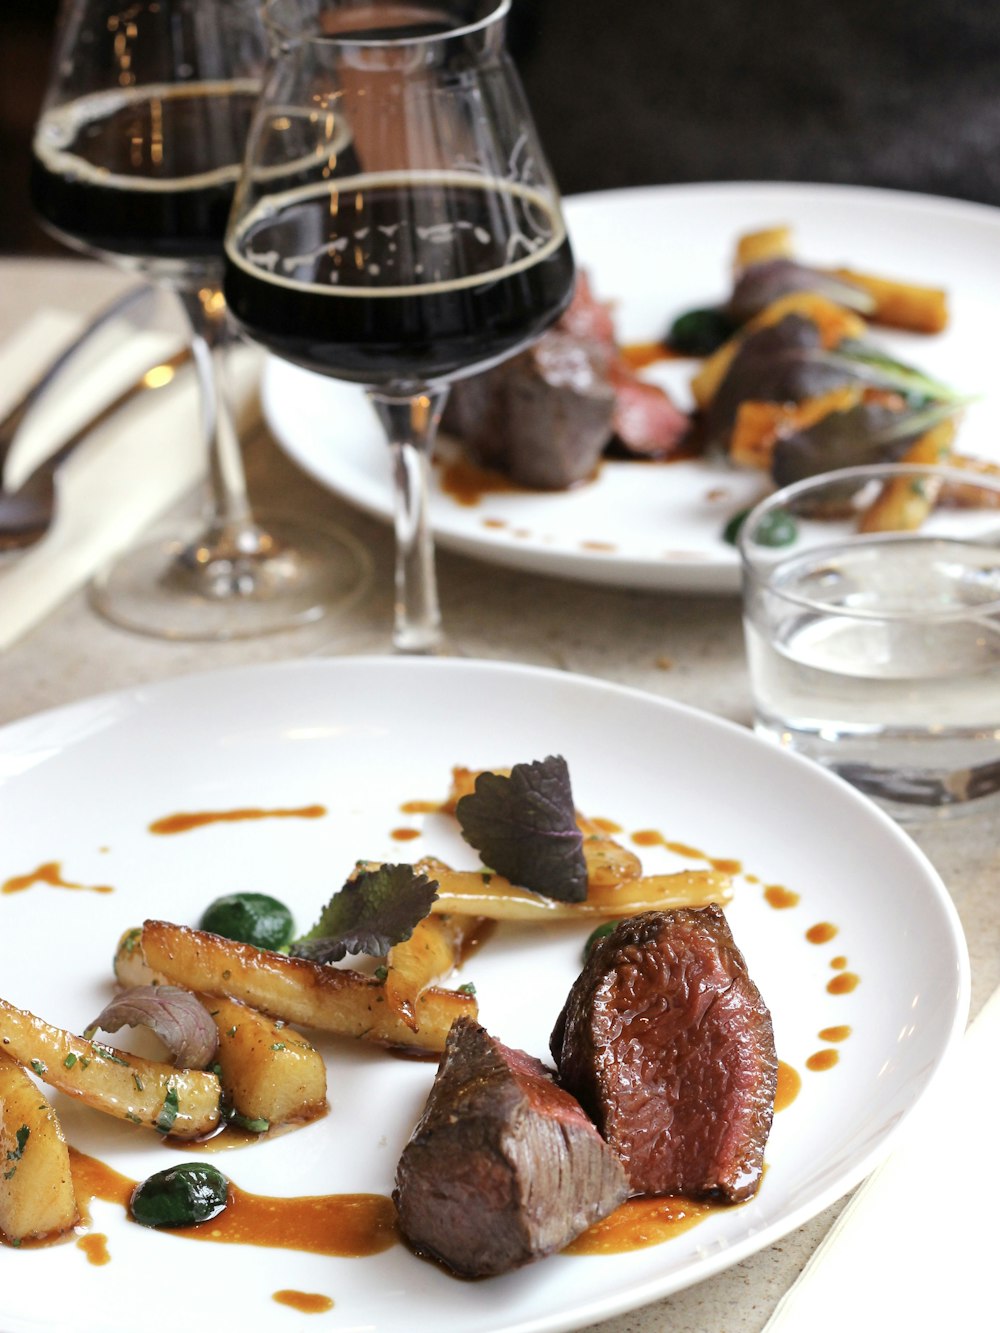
763 984 997 1329
0 308 262 652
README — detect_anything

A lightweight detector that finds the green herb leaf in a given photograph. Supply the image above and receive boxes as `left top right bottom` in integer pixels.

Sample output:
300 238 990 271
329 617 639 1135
154 1083 180 1135
456 756 588 903
291 864 439 964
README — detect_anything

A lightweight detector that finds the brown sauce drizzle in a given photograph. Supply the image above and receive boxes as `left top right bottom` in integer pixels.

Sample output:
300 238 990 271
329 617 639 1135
774 1060 802 1111
806 1049 840 1072
438 456 527 507
149 806 326 836
590 816 624 835
273 1291 334 1314
806 922 838 944
76 1232 110 1265
399 800 441 815
763 884 800 910
630 831 742 876
564 1194 713 1254
1 861 113 895
390 827 421 842
68 1148 398 1258
830 955 848 970
827 972 860 995
819 1025 852 1043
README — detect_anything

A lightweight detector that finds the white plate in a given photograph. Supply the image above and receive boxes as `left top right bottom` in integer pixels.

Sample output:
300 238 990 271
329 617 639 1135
0 658 969 1333
262 181 1000 593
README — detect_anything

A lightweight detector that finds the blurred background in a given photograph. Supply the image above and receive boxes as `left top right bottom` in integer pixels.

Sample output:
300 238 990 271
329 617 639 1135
5 0 1000 256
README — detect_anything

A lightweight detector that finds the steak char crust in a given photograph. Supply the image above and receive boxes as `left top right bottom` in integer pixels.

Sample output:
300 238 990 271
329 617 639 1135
550 906 777 1203
393 1016 628 1278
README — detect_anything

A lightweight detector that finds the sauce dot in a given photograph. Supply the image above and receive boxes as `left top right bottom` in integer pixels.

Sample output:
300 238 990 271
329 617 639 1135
827 972 860 995
764 884 800 910
590 816 624 835
390 827 421 842
818 1025 852 1042
806 1049 840 1072
399 799 440 815
273 1291 334 1314
76 1233 110 1265
774 1060 802 1111
632 830 665 847
806 922 838 944
711 857 743 875
830 955 848 970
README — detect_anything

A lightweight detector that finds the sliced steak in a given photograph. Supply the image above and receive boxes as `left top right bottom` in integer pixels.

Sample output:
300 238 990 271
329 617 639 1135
550 907 776 1203
443 332 616 490
394 1016 629 1278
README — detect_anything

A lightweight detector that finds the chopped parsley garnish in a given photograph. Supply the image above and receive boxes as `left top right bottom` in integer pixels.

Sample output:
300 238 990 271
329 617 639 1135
30 1059 46 1076
154 1084 180 1135
4 1125 29 1178
457 982 477 996
63 1053 78 1069
455 756 588 903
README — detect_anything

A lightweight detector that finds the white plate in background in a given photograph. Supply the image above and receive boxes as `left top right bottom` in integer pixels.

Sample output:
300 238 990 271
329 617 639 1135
262 181 1000 593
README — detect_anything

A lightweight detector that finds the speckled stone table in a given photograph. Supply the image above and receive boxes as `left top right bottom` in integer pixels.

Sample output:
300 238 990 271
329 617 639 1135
2 259 997 1332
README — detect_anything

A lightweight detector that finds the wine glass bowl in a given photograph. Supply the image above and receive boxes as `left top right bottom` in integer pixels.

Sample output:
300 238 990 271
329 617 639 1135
224 0 574 652
30 0 370 640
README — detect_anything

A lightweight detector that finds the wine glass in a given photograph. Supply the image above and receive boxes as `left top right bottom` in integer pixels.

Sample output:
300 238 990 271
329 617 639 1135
30 0 370 640
223 0 575 653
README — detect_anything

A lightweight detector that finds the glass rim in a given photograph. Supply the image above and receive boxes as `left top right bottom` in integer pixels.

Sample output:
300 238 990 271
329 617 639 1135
264 0 511 47
737 461 1000 621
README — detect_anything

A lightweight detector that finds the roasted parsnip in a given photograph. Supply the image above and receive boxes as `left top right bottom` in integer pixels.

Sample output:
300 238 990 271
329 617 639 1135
0 1050 78 1244
0 995 220 1139
141 921 477 1053
417 860 732 920
384 913 487 1030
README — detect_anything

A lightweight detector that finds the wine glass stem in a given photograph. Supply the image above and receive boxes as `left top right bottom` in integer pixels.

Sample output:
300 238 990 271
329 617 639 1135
175 283 257 546
368 386 448 655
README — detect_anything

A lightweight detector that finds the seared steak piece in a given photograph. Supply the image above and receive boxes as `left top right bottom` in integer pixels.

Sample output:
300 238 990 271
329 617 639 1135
443 333 616 490
394 1017 629 1278
550 907 776 1203
441 269 690 488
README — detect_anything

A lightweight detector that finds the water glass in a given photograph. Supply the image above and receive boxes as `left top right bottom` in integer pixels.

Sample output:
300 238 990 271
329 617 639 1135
739 462 1000 820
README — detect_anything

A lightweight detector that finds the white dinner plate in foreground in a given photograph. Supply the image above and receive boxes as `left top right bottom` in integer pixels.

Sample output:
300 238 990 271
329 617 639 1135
0 658 969 1333
262 181 1000 593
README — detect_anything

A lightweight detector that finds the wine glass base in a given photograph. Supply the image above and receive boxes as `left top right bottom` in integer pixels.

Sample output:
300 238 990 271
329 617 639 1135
89 512 372 642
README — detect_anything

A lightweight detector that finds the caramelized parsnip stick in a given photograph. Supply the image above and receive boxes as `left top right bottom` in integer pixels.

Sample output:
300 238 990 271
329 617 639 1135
827 267 948 333
113 928 327 1126
420 864 732 920
0 1051 78 1244
858 420 955 533
385 914 487 1031
0 995 220 1139
734 224 795 270
141 921 477 1053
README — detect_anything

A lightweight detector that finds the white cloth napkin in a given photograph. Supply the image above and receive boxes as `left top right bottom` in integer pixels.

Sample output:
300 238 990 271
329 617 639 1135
763 983 999 1330
0 308 261 652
